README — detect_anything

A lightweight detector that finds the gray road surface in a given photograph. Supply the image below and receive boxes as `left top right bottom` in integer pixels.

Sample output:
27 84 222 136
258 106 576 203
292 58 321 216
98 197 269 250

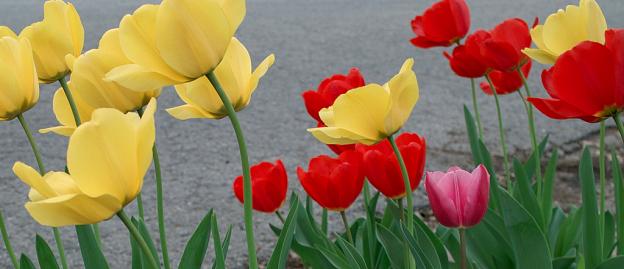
0 0 622 268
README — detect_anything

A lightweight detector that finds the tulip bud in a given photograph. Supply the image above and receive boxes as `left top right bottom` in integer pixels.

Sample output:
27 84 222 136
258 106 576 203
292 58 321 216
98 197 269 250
357 132 426 199
425 165 490 228
20 0 84 83
232 160 288 213
0 36 40 121
297 151 364 211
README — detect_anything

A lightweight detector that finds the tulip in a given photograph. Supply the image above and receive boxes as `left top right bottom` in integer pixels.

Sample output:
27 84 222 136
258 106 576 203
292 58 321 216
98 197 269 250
443 31 489 78
0 26 16 38
480 18 532 72
308 59 419 145
13 98 157 227
39 87 94 136
0 36 39 121
523 0 607 65
297 151 364 211
410 0 470 48
425 165 490 228
480 60 532 95
19 0 84 83
233 160 287 213
167 38 274 120
528 29 624 123
302 68 365 154
106 0 246 90
356 132 426 199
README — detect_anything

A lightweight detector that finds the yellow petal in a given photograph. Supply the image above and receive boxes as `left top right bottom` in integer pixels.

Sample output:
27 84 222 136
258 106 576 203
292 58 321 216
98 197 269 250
39 88 93 136
217 0 245 32
117 4 187 83
166 104 216 120
174 77 226 117
106 64 182 92
308 126 380 146
13 162 57 198
25 193 121 227
384 58 419 134
522 48 557 65
580 0 607 43
0 37 39 120
0 26 16 38
241 53 275 107
542 5 584 56
530 25 547 51
156 0 234 78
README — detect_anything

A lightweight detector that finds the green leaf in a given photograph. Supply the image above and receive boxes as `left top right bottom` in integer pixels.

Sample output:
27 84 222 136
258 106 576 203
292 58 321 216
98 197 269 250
336 237 368 269
20 254 36 269
399 224 432 269
211 213 226 269
36 234 60 269
413 215 447 269
477 141 501 211
523 135 549 180
554 207 582 257
580 148 603 268
512 159 545 229
376 224 405 269
318 245 352 269
178 210 213 269
596 256 624 269
363 192 380 268
130 227 144 269
542 150 559 229
603 211 615 259
132 218 161 269
212 225 233 269
465 209 514 269
498 189 552 269
76 225 110 269
463 105 482 164
552 256 575 269
611 150 624 256
267 195 300 269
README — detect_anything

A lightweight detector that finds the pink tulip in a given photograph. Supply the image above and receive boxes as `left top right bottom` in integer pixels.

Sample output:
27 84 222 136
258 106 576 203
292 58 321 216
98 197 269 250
425 165 490 228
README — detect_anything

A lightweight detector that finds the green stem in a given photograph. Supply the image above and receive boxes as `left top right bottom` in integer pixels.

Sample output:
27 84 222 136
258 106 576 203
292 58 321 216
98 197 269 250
137 108 171 269
388 135 413 234
93 225 102 249
615 114 624 145
470 78 484 140
485 75 511 188
517 68 542 195
0 209 18 269
459 228 467 269
599 121 606 246
58 77 81 126
17 114 68 269
136 193 145 220
339 211 353 244
117 210 159 269
321 209 328 235
398 198 405 222
206 72 258 269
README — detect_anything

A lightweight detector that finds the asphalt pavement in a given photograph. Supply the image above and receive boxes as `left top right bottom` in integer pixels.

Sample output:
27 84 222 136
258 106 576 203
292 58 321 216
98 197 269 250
0 0 622 268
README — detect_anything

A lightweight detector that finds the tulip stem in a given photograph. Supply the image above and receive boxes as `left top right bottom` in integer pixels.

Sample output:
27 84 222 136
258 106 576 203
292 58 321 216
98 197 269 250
459 228 467 269
485 75 511 189
388 135 413 234
517 68 542 196
206 72 258 269
275 211 285 224
58 77 81 125
0 209 18 269
117 210 160 269
599 121 607 246
614 114 624 145
340 211 353 244
322 208 328 235
137 107 171 269
470 78 483 140
137 193 145 220
17 114 69 269
398 198 405 221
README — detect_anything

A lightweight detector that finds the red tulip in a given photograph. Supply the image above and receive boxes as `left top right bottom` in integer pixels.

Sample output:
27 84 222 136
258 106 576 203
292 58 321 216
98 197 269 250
443 31 490 78
528 29 624 123
410 0 470 48
480 18 531 72
233 160 288 213
425 165 490 228
297 151 365 211
301 68 365 123
356 132 426 199
480 60 532 95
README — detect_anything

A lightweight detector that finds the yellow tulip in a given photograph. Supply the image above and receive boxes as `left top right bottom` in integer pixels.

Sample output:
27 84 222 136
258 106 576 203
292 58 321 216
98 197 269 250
0 36 40 121
106 0 245 91
0 26 16 38
167 38 274 120
13 99 156 227
523 0 606 65
20 0 84 83
308 58 419 145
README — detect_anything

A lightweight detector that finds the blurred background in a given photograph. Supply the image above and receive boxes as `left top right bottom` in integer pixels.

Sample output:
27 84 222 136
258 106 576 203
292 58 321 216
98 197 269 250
0 0 622 267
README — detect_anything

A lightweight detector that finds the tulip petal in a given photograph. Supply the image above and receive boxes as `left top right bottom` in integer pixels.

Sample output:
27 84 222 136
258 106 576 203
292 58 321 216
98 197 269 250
385 58 419 134
0 26 16 38
166 104 215 120
243 53 275 106
308 126 379 146
106 64 182 92
217 0 245 32
25 193 121 227
581 0 607 44
329 84 391 140
542 5 585 56
528 97 600 122
522 48 556 65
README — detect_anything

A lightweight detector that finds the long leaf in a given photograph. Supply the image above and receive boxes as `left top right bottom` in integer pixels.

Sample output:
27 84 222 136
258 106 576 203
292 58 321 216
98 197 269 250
267 195 300 269
580 148 603 268
400 224 432 269
20 254 36 269
596 256 624 269
336 237 368 269
523 135 549 180
513 159 544 229
542 150 559 229
612 151 624 256
76 225 110 269
499 189 552 269
212 225 233 269
414 215 447 269
376 224 405 269
178 210 213 269
318 245 352 269
463 105 482 164
478 141 501 210
132 218 161 269
36 234 60 269
211 213 226 269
